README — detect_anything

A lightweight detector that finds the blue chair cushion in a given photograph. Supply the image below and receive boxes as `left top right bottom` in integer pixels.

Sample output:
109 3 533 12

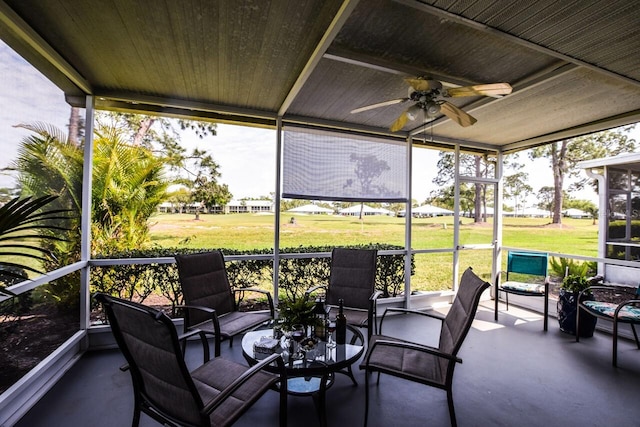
582 301 640 322
500 281 545 294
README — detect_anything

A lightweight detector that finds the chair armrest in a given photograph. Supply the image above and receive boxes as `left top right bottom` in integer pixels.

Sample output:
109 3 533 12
379 307 444 335
176 304 217 315
201 353 286 414
233 288 275 317
369 290 383 301
305 285 327 296
364 339 461 366
615 299 640 317
176 304 221 338
578 285 634 303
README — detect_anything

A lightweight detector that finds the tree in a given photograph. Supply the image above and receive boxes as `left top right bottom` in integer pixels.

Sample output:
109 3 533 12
536 186 555 217
433 152 511 222
530 126 636 224
181 151 233 219
0 196 71 290
504 172 533 217
564 198 598 225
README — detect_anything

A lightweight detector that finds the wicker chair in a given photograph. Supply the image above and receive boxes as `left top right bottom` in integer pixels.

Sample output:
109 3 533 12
94 293 287 427
175 251 274 358
360 267 490 427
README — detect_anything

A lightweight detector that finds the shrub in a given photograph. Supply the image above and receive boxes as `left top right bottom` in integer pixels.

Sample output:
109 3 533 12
90 244 412 316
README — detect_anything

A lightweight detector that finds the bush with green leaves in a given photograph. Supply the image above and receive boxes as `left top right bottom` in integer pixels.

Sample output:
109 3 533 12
90 244 411 317
549 257 596 280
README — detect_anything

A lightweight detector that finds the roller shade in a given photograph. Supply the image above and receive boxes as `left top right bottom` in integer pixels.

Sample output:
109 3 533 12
282 126 407 202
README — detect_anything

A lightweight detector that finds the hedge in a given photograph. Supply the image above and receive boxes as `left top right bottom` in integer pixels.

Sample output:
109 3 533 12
91 244 413 316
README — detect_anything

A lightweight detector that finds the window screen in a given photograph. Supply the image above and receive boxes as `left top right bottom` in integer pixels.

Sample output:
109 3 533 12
282 126 407 202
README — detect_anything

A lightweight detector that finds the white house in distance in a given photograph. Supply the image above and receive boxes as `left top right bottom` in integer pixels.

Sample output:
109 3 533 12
398 204 454 218
338 204 392 216
158 199 273 214
286 204 334 215
562 208 591 219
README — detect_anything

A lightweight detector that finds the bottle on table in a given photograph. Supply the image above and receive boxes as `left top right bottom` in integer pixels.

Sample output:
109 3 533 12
335 298 347 345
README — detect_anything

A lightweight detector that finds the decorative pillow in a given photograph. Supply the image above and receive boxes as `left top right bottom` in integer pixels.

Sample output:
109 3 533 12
583 301 640 321
500 281 545 294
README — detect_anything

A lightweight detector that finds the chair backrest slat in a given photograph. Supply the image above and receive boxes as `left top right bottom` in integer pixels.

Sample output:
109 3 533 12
176 251 235 324
507 251 548 277
328 248 377 309
438 268 490 374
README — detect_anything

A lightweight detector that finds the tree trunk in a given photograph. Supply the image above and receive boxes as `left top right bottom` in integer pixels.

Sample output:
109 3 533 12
551 141 567 225
359 202 364 220
474 157 482 223
68 107 80 146
132 117 155 146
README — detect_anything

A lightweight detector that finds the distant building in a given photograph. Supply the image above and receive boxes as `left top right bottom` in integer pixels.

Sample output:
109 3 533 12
158 199 273 214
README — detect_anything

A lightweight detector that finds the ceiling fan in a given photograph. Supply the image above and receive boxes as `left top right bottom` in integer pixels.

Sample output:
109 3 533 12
351 77 512 132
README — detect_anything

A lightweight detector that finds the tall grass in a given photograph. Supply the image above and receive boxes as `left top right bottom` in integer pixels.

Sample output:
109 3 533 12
148 213 598 291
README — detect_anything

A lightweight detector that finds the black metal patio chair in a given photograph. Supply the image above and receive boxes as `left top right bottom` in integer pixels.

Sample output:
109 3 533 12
94 293 287 427
360 267 490 427
175 250 274 358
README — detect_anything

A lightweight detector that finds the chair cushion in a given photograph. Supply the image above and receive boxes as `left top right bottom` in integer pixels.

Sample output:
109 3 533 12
195 310 272 338
328 306 369 328
582 301 640 322
192 357 277 427
361 335 445 386
500 280 545 294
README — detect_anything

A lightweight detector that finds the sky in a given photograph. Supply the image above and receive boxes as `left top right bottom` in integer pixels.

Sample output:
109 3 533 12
0 39 632 206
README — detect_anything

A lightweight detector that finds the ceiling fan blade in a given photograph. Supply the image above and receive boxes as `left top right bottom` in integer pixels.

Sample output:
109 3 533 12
446 83 512 98
351 98 407 114
440 102 477 127
390 110 409 132
404 78 438 92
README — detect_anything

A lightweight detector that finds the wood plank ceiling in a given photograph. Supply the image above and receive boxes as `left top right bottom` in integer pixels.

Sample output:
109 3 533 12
1 0 639 154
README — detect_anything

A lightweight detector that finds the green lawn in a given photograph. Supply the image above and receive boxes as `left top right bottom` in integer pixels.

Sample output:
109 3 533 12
148 213 598 291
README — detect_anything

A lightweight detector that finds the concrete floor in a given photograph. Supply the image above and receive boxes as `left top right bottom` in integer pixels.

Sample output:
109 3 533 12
15 302 640 427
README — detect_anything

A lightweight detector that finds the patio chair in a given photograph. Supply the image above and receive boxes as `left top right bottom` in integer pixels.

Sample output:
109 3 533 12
494 251 550 331
94 293 287 427
175 251 274 358
360 267 490 427
576 284 640 366
307 248 380 340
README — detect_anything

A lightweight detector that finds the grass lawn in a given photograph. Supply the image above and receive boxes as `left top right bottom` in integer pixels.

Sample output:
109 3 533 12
148 213 599 291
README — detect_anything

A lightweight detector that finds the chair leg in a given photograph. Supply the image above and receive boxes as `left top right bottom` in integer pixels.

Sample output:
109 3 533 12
494 288 499 321
575 302 580 342
346 365 358 386
214 335 222 358
446 388 457 427
543 290 548 332
132 397 141 427
631 323 640 349
613 318 619 367
279 379 288 427
364 368 370 427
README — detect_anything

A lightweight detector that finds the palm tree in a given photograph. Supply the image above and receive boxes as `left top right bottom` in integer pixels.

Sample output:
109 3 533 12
0 195 71 294
9 121 169 311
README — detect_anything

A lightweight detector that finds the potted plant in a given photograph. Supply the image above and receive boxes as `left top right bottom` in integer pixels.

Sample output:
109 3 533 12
557 274 598 337
277 294 319 332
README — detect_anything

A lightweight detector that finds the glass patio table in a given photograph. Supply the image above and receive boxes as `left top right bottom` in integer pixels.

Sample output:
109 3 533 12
241 325 365 427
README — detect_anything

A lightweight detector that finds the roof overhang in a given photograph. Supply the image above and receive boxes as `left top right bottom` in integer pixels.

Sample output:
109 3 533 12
1 0 639 154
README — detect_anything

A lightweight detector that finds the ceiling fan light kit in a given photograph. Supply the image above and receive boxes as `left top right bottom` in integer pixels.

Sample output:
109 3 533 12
351 77 512 131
